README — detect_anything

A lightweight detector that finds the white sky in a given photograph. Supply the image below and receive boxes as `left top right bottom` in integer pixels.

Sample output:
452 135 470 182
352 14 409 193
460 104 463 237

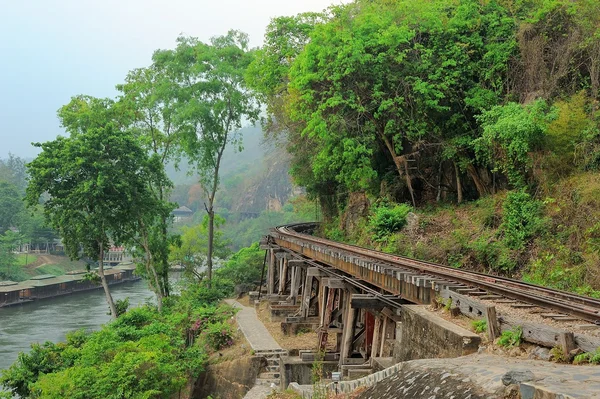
0 0 348 158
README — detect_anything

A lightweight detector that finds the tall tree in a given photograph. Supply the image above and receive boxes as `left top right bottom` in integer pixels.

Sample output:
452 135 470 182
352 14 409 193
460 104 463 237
154 30 259 282
26 116 157 318
117 64 181 297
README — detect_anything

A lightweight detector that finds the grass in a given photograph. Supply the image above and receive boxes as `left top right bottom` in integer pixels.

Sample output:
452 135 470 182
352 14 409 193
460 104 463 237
36 265 66 276
15 254 38 266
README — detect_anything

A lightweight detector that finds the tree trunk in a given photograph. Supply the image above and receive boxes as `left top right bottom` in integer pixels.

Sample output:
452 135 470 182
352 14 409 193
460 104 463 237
98 242 117 318
206 205 214 284
379 133 416 206
467 164 490 198
454 161 463 204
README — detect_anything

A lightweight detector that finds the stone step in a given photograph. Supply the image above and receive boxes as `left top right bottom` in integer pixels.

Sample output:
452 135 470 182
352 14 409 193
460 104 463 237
258 371 280 379
267 358 280 365
267 365 279 372
255 378 280 386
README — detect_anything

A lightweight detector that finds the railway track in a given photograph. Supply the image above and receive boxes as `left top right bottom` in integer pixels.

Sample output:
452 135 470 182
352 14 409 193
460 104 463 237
272 222 600 324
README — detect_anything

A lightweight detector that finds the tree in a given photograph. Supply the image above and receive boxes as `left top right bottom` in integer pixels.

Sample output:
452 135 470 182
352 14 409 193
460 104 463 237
0 181 23 233
117 64 181 297
169 215 230 281
26 118 158 318
154 30 259 282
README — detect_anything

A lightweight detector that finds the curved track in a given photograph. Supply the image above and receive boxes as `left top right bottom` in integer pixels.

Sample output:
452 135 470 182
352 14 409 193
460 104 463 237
273 222 600 324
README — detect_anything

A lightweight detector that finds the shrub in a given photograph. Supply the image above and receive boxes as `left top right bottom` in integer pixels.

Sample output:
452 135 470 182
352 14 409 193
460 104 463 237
497 326 522 347
202 321 234 351
500 191 546 250
369 203 412 241
472 319 487 334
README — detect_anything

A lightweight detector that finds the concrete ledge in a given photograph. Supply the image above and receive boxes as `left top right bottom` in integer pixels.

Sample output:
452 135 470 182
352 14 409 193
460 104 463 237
395 305 480 362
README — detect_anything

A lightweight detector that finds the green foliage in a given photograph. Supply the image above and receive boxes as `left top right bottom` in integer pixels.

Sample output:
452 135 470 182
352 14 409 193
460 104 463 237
550 346 568 363
497 326 523 347
201 321 234 351
472 319 487 334
222 196 317 251
475 100 555 188
169 215 231 281
369 203 412 241
573 348 600 365
500 191 547 250
215 242 264 286
0 284 233 399
0 181 23 233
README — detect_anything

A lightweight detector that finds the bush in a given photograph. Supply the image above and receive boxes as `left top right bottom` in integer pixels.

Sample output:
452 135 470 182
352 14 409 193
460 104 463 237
497 326 522 347
472 319 487 334
202 321 234 351
500 191 546 250
215 242 264 286
369 203 412 241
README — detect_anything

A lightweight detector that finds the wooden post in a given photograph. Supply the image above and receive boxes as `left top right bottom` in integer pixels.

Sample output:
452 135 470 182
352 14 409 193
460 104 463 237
268 249 275 295
301 273 313 318
279 257 288 295
341 292 356 363
559 332 576 358
486 306 500 341
371 316 381 359
379 316 388 356
289 265 297 302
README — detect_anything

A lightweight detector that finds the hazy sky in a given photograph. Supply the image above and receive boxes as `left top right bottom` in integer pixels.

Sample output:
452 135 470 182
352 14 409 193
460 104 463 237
0 0 346 158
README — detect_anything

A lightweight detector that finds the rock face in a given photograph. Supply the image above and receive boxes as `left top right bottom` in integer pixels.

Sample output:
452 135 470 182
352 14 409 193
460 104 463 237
192 356 266 399
231 150 295 214
339 192 370 236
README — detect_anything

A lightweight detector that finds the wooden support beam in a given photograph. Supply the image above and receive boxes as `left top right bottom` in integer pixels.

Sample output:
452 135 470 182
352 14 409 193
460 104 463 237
559 332 576 358
323 278 346 289
307 267 328 277
268 249 275 295
371 316 381 359
301 273 313 318
351 294 409 309
379 316 388 356
486 306 500 341
288 259 308 266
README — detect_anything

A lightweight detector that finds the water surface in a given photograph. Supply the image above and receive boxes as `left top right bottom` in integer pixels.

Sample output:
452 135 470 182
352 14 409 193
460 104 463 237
0 280 155 372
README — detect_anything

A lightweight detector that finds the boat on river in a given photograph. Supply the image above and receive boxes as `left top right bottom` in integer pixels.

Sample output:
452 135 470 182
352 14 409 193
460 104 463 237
0 263 139 308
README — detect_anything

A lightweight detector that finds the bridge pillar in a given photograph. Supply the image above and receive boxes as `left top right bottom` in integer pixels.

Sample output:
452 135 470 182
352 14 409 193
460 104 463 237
267 248 276 295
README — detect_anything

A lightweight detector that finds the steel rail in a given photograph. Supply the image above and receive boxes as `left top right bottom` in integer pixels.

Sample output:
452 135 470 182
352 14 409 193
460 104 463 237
272 222 600 323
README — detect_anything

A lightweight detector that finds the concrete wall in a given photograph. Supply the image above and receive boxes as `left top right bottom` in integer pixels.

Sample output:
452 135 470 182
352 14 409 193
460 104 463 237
192 356 266 399
280 356 339 389
394 305 480 362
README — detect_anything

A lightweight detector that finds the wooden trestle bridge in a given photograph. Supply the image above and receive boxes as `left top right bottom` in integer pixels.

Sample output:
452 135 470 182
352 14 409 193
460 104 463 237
260 222 600 366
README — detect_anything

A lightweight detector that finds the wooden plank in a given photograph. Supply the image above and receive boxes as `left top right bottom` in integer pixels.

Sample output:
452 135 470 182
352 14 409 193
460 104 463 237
480 295 503 300
498 315 564 348
440 289 489 319
486 306 500 341
540 313 567 318
510 304 537 309
574 333 600 353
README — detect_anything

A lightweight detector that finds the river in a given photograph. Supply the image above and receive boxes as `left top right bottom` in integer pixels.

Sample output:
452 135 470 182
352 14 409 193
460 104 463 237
0 279 158 372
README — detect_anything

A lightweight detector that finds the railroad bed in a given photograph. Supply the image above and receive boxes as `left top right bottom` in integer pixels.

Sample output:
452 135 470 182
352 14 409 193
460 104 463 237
271 222 600 326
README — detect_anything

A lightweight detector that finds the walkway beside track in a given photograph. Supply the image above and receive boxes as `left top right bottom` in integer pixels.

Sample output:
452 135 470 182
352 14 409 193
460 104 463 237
225 299 281 352
225 299 283 399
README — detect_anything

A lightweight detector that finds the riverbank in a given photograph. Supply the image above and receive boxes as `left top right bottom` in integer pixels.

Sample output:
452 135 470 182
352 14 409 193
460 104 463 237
0 278 155 372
